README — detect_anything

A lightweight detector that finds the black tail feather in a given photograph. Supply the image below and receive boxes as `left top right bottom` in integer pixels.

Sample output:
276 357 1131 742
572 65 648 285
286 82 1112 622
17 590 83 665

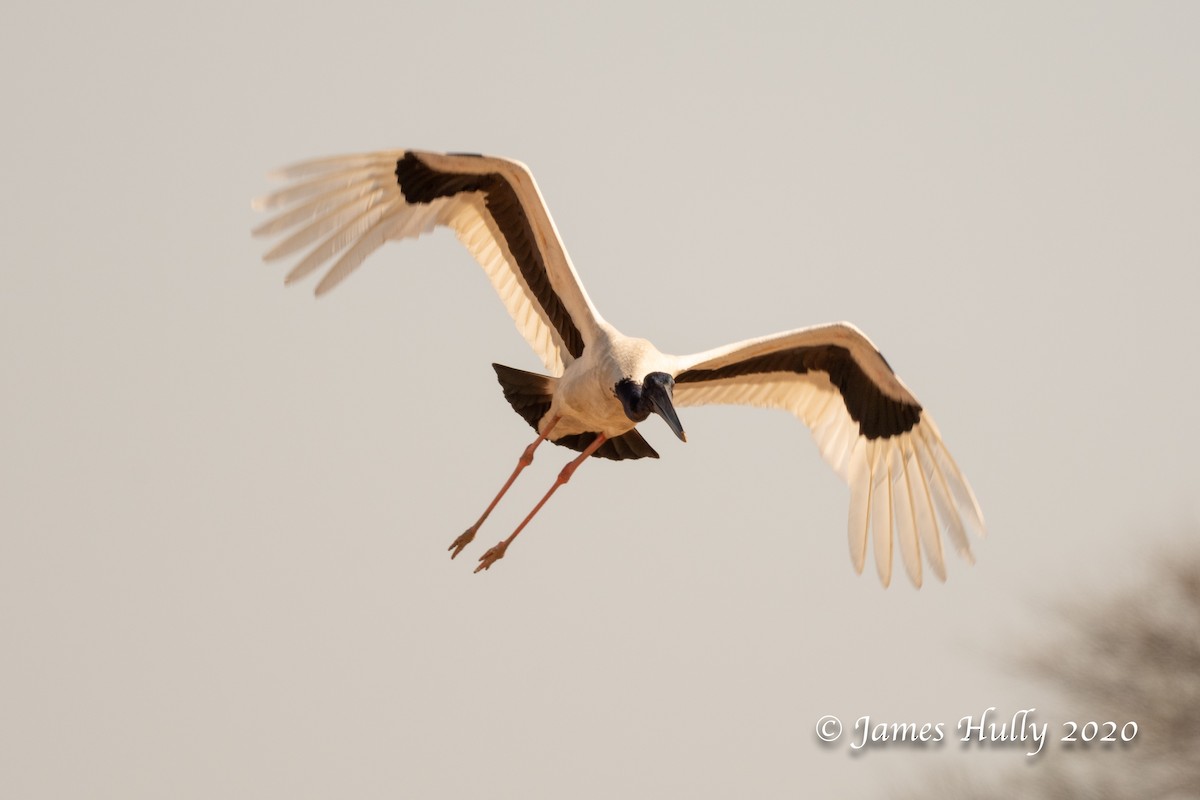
491 364 659 461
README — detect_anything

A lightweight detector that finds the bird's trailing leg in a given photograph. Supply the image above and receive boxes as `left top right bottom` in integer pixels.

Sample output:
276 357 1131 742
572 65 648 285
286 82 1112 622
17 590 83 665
449 416 561 559
475 433 608 573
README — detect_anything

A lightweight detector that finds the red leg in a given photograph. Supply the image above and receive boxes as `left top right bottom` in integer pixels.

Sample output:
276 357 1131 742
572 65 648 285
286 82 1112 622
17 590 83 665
449 416 560 559
475 433 608 573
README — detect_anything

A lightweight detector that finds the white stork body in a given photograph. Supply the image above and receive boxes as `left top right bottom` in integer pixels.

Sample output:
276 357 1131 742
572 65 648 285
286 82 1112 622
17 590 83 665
254 149 985 586
545 328 665 438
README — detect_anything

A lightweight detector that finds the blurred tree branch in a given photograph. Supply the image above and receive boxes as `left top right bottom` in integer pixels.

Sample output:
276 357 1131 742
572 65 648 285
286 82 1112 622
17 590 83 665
896 539 1200 800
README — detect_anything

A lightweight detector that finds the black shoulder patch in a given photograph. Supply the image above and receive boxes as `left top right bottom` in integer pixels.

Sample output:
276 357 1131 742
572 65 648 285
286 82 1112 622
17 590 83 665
675 345 922 440
395 151 493 205
394 153 585 359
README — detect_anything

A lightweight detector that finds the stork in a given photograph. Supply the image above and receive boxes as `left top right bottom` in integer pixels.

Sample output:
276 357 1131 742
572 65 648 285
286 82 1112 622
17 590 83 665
252 150 985 587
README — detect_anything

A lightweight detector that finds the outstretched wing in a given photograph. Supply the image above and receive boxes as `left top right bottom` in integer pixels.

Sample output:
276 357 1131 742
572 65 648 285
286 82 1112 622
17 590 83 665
672 322 984 588
252 150 604 375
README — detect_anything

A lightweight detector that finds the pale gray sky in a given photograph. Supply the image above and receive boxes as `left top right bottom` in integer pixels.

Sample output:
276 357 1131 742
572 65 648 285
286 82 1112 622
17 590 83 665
2 1 1197 797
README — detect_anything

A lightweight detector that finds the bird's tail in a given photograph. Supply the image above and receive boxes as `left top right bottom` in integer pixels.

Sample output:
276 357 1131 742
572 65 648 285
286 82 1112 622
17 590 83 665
492 363 557 432
491 364 659 461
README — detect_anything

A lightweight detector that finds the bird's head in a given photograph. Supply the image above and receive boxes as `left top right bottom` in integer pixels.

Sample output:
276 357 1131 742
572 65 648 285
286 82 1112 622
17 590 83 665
615 372 687 443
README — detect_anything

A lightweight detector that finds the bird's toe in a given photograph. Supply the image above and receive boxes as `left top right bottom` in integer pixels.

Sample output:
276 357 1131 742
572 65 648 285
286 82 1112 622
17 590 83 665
449 525 479 559
474 541 508 573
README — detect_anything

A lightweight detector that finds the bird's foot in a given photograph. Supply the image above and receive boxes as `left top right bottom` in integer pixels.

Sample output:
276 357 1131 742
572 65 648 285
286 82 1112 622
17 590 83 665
474 541 509 573
448 525 479 560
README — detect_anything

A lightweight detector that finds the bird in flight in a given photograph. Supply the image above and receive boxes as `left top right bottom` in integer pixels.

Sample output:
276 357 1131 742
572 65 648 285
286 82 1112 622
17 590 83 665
253 150 984 586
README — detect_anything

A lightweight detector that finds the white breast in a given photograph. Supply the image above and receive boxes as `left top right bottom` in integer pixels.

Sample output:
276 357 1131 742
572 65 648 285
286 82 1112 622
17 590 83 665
548 329 665 438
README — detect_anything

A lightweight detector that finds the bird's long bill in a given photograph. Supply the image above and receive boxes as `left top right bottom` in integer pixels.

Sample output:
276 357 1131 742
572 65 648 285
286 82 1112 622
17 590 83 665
648 384 687 443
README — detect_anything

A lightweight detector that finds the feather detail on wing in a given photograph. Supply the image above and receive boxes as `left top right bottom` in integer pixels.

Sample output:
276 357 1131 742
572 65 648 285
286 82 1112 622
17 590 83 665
673 322 984 587
252 150 603 376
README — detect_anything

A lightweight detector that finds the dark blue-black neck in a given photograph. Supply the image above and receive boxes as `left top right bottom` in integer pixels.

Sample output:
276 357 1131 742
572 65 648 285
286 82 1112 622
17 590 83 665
615 372 686 442
616 378 650 421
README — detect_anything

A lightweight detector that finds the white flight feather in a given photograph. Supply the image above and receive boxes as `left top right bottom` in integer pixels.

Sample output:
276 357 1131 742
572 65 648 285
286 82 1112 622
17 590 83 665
907 438 945 582
893 442 922 587
871 442 894 587
671 323 984 587
253 151 610 376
